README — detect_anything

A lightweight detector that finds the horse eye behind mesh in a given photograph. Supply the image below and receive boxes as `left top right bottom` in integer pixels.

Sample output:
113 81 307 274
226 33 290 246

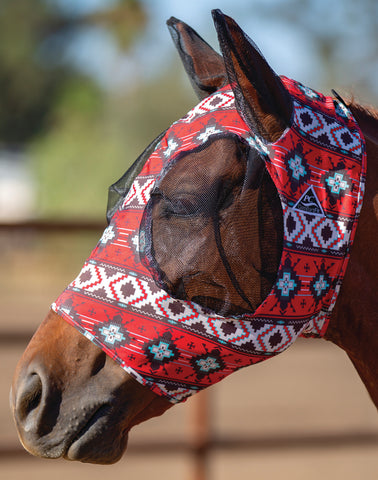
160 194 202 218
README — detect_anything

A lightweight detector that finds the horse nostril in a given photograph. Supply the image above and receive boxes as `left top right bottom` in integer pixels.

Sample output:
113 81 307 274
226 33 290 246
13 363 62 439
16 372 43 423
91 351 107 377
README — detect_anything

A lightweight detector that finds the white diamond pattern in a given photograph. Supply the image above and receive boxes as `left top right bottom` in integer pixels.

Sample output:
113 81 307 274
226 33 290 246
284 207 350 250
294 102 362 155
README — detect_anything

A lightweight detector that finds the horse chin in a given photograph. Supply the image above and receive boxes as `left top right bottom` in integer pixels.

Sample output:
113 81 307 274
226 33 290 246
15 398 131 465
62 393 173 464
64 414 130 464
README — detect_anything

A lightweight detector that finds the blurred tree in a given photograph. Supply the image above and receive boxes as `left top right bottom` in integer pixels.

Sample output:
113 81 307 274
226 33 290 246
3 0 376 220
251 0 378 101
0 0 145 146
31 66 193 219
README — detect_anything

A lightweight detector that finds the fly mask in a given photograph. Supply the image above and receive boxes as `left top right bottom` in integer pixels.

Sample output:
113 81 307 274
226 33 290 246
53 77 366 403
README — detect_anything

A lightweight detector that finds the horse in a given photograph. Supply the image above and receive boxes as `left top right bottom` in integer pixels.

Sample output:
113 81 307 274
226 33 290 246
11 10 377 465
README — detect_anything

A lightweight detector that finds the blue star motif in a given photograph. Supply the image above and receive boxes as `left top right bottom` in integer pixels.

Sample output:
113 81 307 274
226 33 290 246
277 272 297 297
100 324 125 345
148 341 175 361
246 135 269 155
313 274 330 297
299 85 319 99
325 173 349 194
196 356 220 372
288 154 306 180
335 101 350 119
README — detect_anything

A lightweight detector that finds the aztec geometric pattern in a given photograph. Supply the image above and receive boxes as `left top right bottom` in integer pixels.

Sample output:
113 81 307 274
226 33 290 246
53 77 366 403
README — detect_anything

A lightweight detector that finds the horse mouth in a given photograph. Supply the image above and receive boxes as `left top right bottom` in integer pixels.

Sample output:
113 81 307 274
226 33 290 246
65 404 129 464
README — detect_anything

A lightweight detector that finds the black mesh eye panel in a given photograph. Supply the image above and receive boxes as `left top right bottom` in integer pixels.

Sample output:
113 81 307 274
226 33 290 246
106 130 167 223
140 135 283 317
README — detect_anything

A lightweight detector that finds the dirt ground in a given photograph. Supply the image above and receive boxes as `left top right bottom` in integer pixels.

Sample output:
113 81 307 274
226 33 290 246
1 231 377 480
2 339 378 480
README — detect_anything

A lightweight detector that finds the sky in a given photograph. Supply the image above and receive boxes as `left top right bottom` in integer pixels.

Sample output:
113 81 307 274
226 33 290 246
53 0 317 90
50 0 378 100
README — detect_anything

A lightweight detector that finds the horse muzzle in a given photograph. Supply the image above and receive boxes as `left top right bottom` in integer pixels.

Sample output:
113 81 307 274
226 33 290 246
11 310 171 464
11 355 129 463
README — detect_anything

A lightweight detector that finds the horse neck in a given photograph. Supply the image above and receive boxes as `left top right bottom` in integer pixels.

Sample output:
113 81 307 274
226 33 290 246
325 103 378 406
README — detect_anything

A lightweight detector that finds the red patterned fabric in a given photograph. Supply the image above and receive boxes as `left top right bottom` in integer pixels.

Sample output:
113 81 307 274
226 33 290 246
53 78 366 402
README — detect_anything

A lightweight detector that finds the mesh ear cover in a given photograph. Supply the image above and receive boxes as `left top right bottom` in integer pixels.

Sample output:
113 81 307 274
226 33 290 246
140 134 283 317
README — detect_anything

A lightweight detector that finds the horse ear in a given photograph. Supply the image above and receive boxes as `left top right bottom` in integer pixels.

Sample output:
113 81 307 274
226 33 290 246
167 17 228 100
212 10 293 142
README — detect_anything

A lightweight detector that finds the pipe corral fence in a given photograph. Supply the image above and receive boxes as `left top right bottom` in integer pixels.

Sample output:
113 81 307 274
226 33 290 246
1 221 377 480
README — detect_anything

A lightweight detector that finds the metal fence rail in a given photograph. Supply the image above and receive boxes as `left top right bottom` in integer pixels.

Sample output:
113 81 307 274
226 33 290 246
2 220 378 480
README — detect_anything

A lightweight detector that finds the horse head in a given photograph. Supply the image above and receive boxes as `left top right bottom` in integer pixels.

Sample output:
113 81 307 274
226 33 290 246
11 10 375 465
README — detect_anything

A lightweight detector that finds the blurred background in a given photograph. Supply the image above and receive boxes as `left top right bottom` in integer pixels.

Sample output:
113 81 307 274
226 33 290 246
1 1 377 479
